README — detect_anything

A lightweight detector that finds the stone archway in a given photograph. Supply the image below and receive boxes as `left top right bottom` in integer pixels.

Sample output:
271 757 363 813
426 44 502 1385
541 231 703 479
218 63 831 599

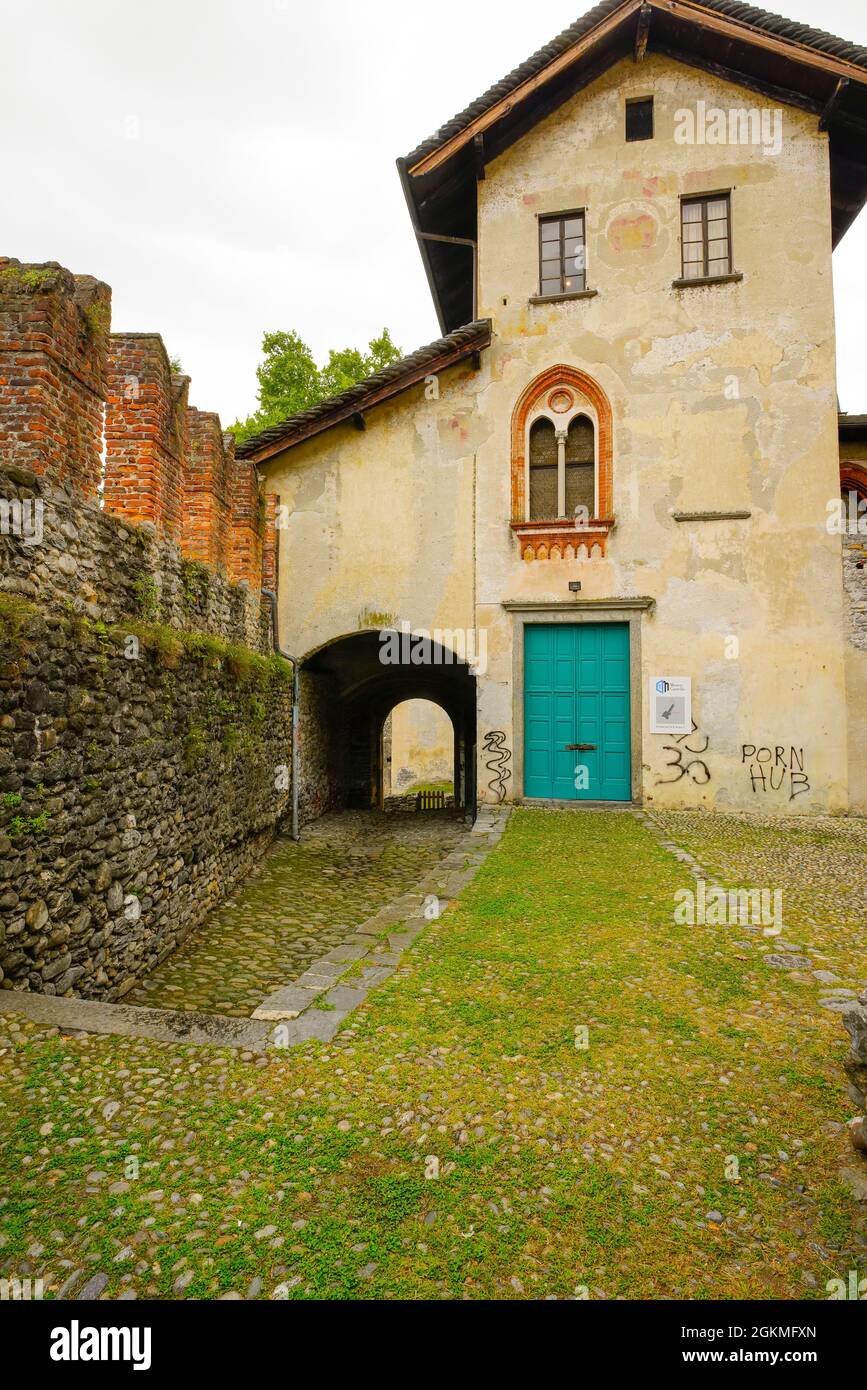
298 630 477 821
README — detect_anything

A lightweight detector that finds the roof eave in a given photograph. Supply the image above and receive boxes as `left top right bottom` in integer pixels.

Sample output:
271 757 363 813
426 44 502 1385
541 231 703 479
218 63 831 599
398 0 867 323
397 156 450 337
240 320 492 466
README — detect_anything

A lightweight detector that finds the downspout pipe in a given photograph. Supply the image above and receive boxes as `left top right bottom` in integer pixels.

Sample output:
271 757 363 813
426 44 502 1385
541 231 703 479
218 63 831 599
262 589 300 842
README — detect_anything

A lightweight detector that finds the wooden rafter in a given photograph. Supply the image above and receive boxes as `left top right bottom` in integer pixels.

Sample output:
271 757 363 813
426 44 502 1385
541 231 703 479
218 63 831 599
473 132 486 180
634 4 652 62
819 77 850 132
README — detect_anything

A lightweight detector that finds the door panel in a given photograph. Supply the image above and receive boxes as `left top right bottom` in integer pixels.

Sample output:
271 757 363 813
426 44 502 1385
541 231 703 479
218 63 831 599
523 623 631 801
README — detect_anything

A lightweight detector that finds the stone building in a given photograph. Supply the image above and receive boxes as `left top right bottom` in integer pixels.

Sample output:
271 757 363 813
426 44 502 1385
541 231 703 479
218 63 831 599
238 1 867 817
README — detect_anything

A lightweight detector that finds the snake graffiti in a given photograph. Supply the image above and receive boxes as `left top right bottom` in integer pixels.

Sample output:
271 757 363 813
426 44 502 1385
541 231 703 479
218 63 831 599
482 730 512 804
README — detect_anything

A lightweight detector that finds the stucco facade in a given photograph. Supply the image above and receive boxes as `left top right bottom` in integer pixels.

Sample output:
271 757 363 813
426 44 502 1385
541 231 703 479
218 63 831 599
262 50 859 817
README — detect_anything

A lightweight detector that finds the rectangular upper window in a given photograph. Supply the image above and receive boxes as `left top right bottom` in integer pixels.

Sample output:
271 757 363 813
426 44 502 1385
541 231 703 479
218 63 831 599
538 212 586 297
625 97 653 142
681 193 732 280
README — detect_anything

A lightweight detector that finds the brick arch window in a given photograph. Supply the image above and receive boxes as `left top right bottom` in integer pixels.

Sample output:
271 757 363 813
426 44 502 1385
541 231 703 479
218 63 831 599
511 365 613 561
841 461 867 502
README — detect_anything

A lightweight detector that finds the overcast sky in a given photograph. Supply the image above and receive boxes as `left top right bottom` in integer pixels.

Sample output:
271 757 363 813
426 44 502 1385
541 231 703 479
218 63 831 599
2 0 865 422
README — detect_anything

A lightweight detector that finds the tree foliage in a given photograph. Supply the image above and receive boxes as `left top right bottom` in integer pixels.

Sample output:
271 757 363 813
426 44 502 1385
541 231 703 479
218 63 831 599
229 328 401 444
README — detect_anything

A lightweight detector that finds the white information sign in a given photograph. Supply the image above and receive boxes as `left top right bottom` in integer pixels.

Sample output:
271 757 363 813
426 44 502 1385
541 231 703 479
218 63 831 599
649 676 692 735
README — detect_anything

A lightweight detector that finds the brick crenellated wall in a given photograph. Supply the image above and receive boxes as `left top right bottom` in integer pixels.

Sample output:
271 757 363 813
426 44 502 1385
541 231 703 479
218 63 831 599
0 259 110 499
0 256 294 1005
104 333 188 540
183 408 231 569
0 256 276 605
228 446 264 589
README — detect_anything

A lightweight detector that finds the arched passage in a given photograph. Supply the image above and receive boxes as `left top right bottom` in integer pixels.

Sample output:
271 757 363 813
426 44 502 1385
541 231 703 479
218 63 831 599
384 699 455 797
297 630 477 822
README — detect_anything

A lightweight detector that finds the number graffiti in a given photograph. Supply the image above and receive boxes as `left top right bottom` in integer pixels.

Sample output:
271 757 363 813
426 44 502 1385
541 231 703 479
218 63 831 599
655 720 711 786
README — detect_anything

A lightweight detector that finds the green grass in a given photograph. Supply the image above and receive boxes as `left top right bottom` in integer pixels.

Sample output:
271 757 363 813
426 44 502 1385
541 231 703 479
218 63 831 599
0 809 863 1301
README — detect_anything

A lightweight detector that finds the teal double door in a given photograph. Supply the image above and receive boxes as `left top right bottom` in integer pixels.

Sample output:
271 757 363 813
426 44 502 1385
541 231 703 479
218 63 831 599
524 623 631 802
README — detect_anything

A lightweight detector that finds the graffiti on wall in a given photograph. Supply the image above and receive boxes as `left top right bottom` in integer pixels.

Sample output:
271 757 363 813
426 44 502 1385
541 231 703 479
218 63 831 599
742 745 810 801
655 721 711 786
483 731 512 804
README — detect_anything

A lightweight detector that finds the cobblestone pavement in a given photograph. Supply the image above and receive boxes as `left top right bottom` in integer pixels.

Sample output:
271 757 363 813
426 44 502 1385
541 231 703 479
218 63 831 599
1 807 865 1302
127 811 467 1018
647 809 867 989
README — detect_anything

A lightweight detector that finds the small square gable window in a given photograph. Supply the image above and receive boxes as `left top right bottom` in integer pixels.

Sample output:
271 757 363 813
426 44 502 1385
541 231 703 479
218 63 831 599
626 97 653 142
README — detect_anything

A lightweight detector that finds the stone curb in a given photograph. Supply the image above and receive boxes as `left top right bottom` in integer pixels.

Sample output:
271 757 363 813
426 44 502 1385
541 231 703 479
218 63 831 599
0 990 273 1050
250 804 511 1042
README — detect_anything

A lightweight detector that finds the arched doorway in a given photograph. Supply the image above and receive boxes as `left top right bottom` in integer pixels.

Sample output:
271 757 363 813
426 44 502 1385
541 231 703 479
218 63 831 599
297 629 477 822
383 699 455 800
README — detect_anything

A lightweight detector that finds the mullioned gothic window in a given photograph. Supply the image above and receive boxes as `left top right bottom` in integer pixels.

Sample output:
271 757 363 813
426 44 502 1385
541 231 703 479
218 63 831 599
511 366 613 561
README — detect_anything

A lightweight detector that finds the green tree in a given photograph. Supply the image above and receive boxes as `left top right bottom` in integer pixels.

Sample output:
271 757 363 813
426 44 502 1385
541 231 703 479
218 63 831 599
229 327 402 445
319 328 402 398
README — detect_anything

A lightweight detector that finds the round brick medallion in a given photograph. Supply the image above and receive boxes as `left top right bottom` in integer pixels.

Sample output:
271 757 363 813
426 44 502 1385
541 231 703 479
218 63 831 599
548 389 573 414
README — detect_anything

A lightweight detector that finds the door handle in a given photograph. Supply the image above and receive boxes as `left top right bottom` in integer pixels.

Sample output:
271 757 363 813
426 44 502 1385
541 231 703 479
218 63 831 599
566 744 596 751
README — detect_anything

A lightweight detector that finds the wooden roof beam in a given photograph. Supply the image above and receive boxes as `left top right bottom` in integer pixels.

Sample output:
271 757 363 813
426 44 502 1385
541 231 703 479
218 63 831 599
409 0 867 178
651 1 867 83
820 77 850 132
634 4 652 62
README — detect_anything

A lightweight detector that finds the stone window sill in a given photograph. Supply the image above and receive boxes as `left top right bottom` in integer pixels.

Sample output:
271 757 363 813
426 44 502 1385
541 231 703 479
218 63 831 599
671 272 743 289
528 289 599 305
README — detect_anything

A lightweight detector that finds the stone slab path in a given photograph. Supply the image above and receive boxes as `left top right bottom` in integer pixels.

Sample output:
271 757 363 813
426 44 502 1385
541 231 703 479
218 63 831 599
0 807 510 1050
126 811 468 1017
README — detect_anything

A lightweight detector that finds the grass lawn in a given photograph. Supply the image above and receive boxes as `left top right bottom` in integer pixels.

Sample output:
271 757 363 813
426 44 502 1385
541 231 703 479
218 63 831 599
0 808 863 1300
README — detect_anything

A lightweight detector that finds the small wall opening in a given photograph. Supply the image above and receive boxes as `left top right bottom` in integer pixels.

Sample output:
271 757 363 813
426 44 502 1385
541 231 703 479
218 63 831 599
383 699 455 798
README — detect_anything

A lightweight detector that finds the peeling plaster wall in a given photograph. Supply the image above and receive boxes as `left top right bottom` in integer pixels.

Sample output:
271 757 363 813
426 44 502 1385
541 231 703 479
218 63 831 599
266 357 480 663
475 54 846 815
266 53 850 816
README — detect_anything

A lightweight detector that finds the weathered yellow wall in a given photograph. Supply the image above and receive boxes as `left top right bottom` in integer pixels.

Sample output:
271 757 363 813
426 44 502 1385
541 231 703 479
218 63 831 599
386 700 454 792
266 358 478 660
265 52 851 816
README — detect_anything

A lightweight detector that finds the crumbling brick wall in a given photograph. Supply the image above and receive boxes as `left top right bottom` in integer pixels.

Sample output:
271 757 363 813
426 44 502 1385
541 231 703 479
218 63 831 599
0 260 109 498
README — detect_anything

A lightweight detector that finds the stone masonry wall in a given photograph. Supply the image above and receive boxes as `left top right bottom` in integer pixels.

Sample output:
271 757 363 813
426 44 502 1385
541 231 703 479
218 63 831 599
0 255 291 1001
842 509 867 651
0 599 291 1000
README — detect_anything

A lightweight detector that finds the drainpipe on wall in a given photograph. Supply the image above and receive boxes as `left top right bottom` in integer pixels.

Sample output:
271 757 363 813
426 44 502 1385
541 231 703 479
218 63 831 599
262 589 300 843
